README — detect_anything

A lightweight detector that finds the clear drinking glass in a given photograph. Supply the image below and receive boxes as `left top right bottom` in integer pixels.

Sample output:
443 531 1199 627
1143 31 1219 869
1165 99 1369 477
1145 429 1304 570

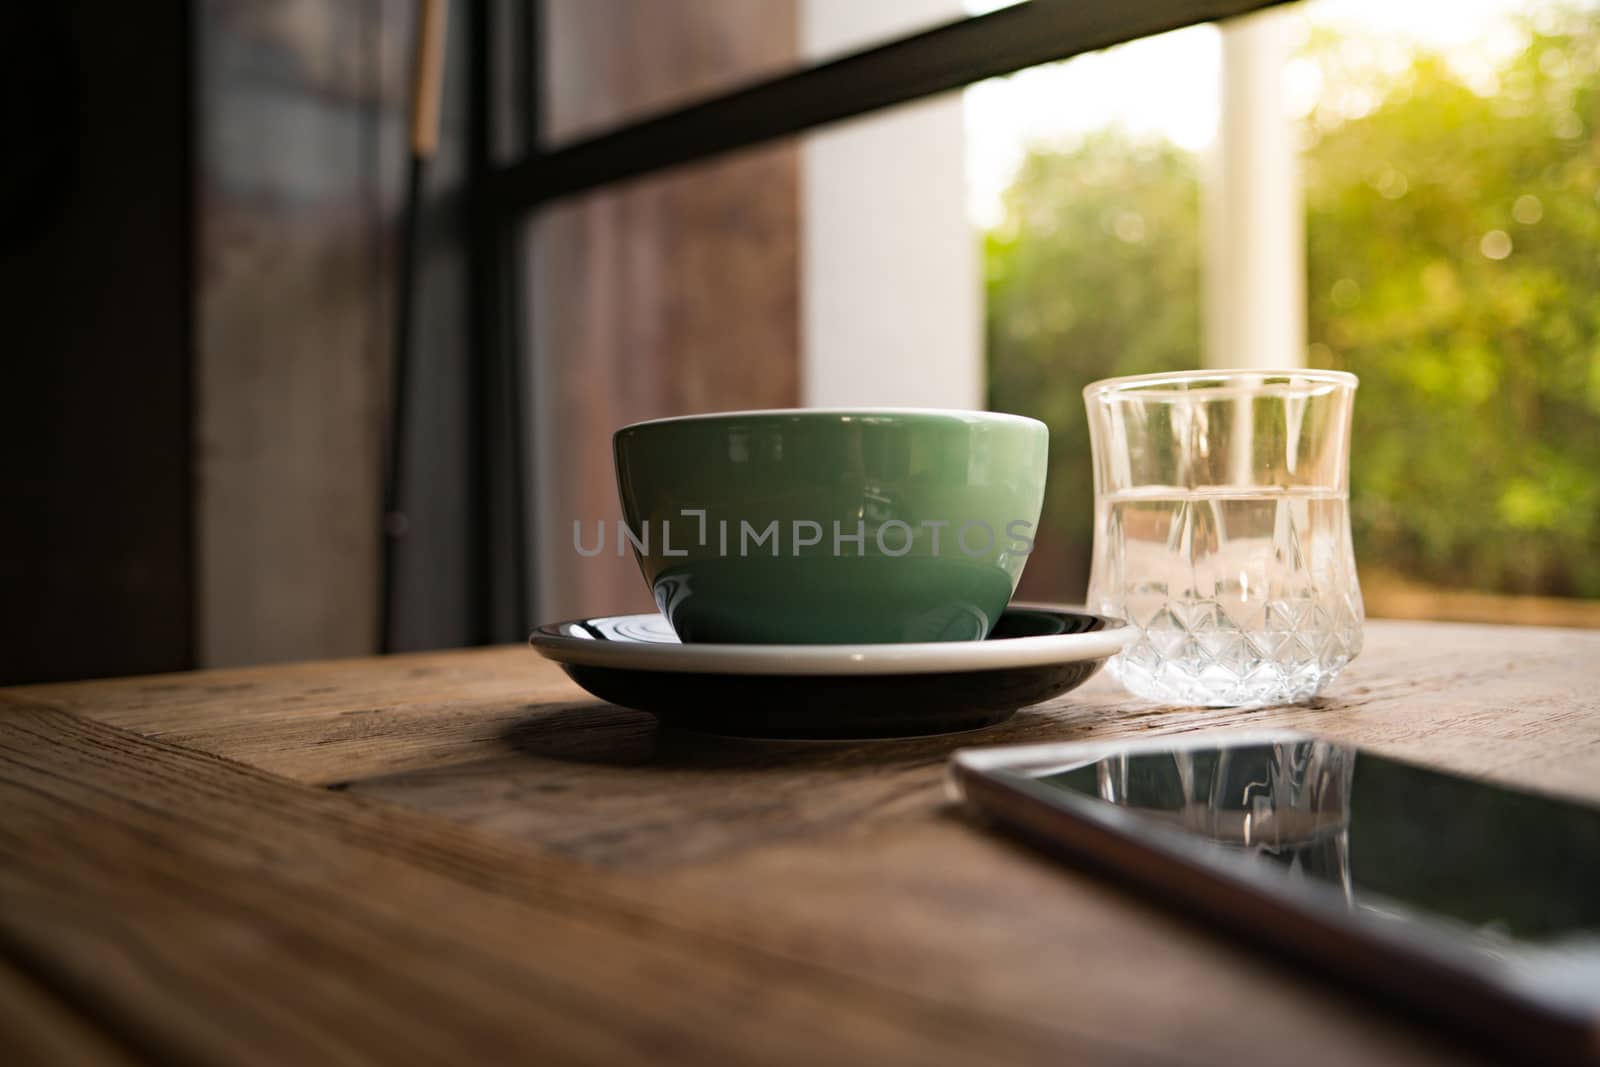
1084 369 1363 706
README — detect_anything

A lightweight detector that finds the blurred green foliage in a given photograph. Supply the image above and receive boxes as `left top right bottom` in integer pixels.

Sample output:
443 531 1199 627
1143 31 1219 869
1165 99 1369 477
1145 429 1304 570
988 9 1600 599
985 135 1201 595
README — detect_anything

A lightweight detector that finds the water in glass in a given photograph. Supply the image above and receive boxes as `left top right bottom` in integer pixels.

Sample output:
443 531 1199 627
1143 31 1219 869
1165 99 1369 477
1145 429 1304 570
1085 371 1363 706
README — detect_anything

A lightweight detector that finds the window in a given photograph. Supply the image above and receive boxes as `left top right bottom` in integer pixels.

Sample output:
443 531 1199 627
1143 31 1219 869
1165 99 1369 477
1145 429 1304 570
473 0 1600 633
977 0 1600 624
477 0 1286 627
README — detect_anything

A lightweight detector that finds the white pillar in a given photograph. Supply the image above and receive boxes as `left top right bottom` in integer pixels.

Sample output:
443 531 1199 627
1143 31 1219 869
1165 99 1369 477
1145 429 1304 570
1204 8 1304 370
801 0 982 408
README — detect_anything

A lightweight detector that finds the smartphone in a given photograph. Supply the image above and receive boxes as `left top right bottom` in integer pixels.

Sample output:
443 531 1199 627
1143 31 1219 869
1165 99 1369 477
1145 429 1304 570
948 732 1600 1064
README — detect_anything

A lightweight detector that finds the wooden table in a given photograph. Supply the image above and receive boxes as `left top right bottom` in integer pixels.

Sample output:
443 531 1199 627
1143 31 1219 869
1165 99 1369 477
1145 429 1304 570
3 620 1597 1066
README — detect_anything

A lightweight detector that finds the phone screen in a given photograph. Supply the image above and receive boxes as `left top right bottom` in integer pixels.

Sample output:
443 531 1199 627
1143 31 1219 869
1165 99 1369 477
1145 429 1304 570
951 734 1600 1058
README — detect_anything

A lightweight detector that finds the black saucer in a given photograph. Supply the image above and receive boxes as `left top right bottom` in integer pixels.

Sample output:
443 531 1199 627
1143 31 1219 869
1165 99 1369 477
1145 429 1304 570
531 606 1128 739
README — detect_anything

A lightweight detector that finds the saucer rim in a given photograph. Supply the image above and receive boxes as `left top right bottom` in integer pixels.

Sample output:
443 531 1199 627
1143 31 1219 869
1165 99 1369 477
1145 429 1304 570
528 604 1131 677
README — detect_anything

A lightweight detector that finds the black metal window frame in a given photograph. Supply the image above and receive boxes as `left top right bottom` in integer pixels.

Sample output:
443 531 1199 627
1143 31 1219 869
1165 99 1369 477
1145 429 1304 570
463 0 1287 640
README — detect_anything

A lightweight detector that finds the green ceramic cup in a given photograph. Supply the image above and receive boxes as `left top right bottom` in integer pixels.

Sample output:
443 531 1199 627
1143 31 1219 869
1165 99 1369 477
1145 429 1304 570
613 409 1049 644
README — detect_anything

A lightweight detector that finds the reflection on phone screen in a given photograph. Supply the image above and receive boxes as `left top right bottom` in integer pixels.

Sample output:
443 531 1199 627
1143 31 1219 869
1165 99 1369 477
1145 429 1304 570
1022 741 1600 1010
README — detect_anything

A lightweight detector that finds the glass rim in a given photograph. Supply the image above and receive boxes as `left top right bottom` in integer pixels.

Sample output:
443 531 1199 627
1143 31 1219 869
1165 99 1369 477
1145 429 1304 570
1083 368 1358 401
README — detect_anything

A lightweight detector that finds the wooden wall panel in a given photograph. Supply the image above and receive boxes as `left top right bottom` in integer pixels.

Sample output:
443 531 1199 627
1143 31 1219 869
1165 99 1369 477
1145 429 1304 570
2 1 797 680
532 0 803 622
542 0 803 147
196 1 387 666
196 0 474 664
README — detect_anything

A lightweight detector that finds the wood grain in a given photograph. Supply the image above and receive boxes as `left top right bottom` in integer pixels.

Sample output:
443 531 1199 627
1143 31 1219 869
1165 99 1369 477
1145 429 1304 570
17 619 1600 821
5 646 569 784
643 814 1468 1067
0 705 1462 1067
5 620 1598 1065
0 706 1149 1066
0 962 138 1067
329 620 1600 870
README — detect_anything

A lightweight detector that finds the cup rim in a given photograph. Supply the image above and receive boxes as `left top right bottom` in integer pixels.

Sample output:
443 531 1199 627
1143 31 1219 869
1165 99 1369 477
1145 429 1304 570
1083 368 1358 401
616 407 1046 433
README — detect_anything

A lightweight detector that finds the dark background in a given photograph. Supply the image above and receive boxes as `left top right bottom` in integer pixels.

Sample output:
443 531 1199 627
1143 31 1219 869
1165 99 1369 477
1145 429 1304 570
2 5 194 683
